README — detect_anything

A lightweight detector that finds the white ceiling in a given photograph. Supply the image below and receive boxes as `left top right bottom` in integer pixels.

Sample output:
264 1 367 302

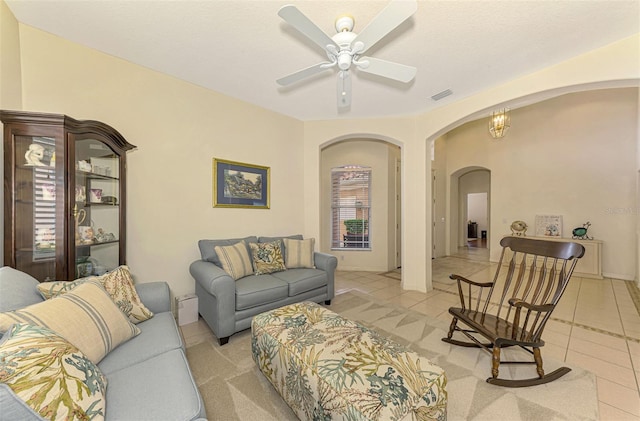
6 0 639 121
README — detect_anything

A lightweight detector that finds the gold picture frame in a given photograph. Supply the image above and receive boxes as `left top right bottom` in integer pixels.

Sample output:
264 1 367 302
213 158 270 209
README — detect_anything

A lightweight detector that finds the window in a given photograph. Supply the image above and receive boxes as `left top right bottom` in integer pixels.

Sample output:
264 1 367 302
331 166 371 249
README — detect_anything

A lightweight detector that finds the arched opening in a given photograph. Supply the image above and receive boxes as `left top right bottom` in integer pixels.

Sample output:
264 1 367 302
320 137 402 275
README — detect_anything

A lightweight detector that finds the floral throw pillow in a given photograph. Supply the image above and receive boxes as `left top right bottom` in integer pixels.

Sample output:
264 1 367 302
0 323 107 420
249 241 286 275
37 265 153 324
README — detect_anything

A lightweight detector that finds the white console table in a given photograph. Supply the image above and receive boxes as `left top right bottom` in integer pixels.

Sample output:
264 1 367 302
503 236 603 279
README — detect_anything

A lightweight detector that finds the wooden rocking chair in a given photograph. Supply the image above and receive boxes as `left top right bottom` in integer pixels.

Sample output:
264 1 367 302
442 236 585 387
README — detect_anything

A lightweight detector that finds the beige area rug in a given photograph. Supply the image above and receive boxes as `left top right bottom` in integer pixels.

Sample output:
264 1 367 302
186 291 598 420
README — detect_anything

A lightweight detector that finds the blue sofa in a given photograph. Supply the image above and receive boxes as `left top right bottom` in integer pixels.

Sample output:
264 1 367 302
0 266 206 421
190 235 338 345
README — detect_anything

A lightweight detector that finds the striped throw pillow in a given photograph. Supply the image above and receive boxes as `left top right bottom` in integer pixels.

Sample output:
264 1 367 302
283 238 315 268
0 281 140 364
214 240 254 280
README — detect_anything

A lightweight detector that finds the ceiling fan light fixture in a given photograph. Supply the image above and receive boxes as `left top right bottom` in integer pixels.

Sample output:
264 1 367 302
277 0 418 110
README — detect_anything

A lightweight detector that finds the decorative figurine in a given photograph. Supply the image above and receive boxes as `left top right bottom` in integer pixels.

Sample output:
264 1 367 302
24 143 46 166
572 221 593 240
510 220 528 236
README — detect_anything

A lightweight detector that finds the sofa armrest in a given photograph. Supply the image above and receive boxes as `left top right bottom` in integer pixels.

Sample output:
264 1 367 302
135 281 171 314
314 252 338 300
189 260 236 340
0 384 44 421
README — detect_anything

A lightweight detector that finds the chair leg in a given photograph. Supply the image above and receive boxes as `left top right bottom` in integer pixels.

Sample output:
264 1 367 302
446 317 458 340
491 346 501 379
533 347 544 378
218 336 230 346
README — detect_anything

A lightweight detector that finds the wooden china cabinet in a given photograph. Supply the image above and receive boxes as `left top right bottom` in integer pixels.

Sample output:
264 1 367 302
1 110 135 281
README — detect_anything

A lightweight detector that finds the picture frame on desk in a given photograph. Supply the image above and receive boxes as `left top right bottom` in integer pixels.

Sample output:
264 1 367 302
213 158 270 209
535 214 562 237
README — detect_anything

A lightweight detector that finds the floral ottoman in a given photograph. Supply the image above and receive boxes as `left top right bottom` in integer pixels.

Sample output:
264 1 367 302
251 301 447 421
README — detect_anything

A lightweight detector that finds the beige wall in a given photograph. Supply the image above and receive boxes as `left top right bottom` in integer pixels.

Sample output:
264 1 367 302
14 24 304 297
0 0 21 110
320 139 400 272
0 2 22 264
442 89 638 280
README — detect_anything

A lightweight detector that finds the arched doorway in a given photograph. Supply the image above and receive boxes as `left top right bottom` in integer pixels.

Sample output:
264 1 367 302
449 167 491 258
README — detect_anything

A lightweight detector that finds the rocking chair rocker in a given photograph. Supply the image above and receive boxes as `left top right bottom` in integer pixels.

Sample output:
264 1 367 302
442 236 585 387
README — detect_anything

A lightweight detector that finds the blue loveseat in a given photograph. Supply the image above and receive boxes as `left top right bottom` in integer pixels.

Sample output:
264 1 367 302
0 266 206 421
190 235 337 345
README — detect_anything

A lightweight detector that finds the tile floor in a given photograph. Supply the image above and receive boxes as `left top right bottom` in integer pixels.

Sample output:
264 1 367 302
334 247 640 420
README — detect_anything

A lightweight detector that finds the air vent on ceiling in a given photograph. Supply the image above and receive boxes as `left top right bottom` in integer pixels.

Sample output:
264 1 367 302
431 89 453 101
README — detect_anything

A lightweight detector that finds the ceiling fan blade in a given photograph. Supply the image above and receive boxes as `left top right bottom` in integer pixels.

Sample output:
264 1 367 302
278 5 338 52
357 56 416 83
353 0 417 54
337 71 352 108
277 62 333 86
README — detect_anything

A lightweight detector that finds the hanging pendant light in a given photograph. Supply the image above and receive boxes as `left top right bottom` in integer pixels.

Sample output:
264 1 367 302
489 108 510 139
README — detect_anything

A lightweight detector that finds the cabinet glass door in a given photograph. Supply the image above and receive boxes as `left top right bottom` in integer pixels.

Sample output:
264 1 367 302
13 135 58 281
74 138 120 278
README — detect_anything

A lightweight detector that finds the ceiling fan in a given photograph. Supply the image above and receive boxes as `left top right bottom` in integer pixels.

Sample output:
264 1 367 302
276 0 418 109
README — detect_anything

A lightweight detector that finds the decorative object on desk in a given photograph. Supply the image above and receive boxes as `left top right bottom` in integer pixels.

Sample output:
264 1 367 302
89 188 103 203
213 158 270 209
535 214 562 237
489 108 511 139
24 143 47 166
572 221 593 240
75 185 86 202
510 220 528 236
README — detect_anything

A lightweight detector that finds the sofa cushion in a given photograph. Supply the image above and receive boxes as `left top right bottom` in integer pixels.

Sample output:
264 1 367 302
37 266 154 324
283 238 315 268
258 234 302 258
0 383 42 421
98 312 183 375
0 281 140 364
0 323 107 420
235 275 288 310
215 240 255 280
249 240 286 275
271 268 328 296
199 236 258 267
105 348 205 421
0 267 43 314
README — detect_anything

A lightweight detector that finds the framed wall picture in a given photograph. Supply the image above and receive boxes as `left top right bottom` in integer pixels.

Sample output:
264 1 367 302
535 214 563 237
213 158 270 209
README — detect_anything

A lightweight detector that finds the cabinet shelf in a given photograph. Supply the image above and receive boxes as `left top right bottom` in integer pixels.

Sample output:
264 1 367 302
75 239 119 249
76 170 119 181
